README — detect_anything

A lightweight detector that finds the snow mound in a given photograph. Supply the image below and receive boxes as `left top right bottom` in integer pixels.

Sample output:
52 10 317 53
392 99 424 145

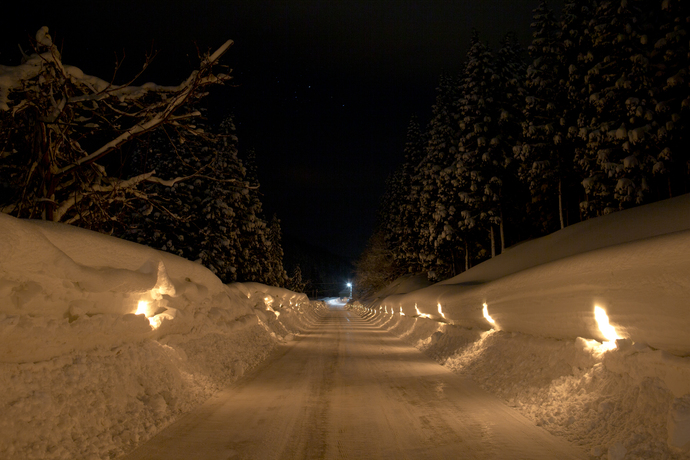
0 213 324 460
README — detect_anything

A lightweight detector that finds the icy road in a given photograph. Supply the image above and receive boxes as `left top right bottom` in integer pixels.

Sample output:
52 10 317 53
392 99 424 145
123 302 586 460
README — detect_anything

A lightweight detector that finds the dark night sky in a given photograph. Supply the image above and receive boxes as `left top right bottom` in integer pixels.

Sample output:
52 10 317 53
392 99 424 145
1 0 553 261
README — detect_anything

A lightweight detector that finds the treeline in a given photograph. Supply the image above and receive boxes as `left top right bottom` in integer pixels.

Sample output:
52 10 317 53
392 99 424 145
356 0 690 295
117 116 301 288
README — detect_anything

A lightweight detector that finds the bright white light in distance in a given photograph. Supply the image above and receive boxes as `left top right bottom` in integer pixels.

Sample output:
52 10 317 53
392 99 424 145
482 303 495 325
594 306 619 350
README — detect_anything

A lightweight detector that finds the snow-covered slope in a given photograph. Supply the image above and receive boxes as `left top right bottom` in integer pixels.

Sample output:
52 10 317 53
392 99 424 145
363 194 690 355
0 213 324 460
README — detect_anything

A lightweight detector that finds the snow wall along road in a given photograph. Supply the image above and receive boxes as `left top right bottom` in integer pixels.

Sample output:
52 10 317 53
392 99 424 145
0 212 327 460
362 193 690 357
350 194 690 458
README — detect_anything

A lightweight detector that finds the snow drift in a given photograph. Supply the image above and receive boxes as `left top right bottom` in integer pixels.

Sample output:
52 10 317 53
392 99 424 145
0 213 324 460
352 194 690 458
365 193 690 355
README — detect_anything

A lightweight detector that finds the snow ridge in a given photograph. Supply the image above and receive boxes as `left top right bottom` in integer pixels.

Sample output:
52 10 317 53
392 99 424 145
0 213 324 459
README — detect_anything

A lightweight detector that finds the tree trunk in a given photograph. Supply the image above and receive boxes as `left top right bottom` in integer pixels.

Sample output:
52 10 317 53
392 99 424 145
465 240 470 271
499 207 505 253
490 226 496 258
558 177 565 229
451 249 457 277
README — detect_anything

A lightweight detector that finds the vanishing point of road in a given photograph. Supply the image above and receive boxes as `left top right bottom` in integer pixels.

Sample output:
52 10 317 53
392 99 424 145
123 302 585 460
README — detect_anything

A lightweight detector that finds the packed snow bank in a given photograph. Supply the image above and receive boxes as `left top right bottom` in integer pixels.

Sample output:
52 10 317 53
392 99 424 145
350 195 690 458
352 308 690 458
0 213 324 460
364 194 690 356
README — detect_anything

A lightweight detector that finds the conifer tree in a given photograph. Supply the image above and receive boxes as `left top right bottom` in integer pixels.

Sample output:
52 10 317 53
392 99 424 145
650 0 690 197
234 150 273 283
285 265 307 293
265 215 289 287
416 72 461 278
557 0 598 222
120 116 252 283
454 31 502 260
574 0 661 216
384 116 426 275
520 0 574 232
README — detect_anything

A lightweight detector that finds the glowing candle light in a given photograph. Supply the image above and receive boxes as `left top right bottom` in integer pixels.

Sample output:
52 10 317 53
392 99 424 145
482 303 495 325
594 306 619 350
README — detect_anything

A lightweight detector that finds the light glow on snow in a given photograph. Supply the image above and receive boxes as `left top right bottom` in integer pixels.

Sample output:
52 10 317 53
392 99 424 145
400 306 405 316
482 303 496 326
594 306 620 349
135 300 162 329
438 303 446 319
415 303 431 319
136 300 150 316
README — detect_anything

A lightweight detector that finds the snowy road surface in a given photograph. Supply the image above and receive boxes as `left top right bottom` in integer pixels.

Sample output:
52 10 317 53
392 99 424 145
123 304 586 460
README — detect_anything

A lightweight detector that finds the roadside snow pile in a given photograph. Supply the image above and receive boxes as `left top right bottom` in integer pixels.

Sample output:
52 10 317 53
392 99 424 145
0 213 324 460
351 194 690 459
362 193 690 353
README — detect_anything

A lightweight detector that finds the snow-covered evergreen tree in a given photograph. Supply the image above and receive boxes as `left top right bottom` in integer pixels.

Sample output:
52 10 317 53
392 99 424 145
519 0 576 233
416 72 461 279
233 150 274 284
353 230 398 298
264 215 289 287
285 265 307 293
574 0 661 216
649 0 690 197
121 116 251 283
382 116 426 276
453 31 503 260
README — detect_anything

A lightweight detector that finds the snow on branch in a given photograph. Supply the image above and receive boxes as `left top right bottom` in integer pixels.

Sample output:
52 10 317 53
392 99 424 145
0 27 234 224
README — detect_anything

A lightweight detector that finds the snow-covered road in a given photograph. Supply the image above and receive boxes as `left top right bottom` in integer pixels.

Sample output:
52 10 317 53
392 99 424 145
123 304 585 460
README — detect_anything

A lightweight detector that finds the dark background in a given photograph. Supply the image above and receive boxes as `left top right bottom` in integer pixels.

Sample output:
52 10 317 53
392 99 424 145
1 0 558 262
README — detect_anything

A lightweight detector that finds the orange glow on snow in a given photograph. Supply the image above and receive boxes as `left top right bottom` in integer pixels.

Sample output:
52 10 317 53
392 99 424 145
482 303 495 325
438 303 446 319
136 300 150 316
594 306 620 349
415 303 431 319
135 300 161 329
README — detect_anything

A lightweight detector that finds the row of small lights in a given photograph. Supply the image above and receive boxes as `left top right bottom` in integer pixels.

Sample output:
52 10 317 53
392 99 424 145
358 301 621 350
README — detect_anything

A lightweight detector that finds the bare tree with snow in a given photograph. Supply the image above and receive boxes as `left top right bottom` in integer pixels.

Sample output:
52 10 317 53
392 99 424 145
0 27 232 229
